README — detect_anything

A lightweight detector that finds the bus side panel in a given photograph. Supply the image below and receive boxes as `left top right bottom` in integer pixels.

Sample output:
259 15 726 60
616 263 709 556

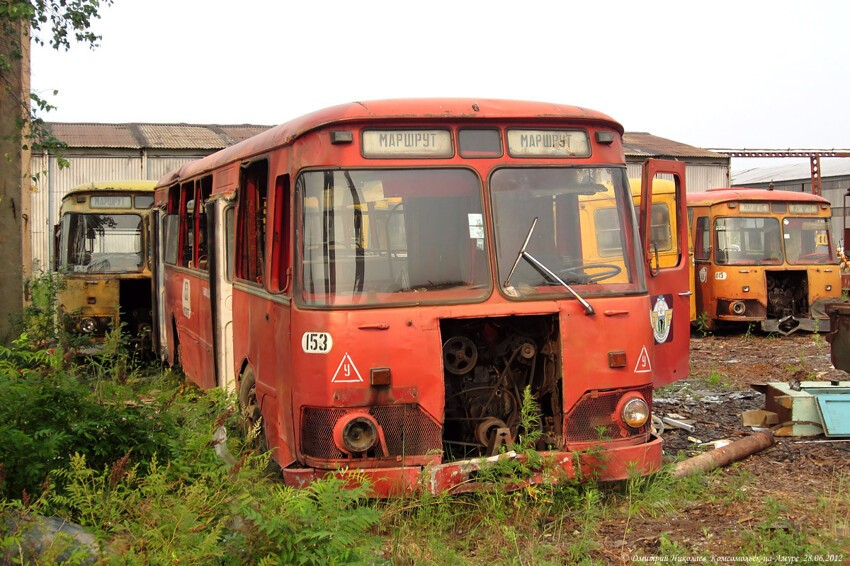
269 300 294 467
165 270 214 388
233 286 292 467
194 274 216 389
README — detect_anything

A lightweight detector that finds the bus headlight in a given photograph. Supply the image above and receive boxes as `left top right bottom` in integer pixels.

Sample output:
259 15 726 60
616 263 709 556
78 317 97 334
729 301 747 316
618 395 650 429
333 413 379 455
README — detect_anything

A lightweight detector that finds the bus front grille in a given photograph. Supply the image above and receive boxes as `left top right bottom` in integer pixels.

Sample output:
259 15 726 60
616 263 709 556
301 405 442 460
564 386 653 443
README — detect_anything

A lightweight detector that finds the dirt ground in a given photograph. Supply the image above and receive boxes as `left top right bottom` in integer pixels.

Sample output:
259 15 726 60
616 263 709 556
598 331 850 562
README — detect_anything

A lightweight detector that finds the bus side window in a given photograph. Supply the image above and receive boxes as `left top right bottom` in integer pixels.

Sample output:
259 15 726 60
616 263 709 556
196 176 212 270
695 216 710 261
270 174 291 292
225 207 235 282
650 204 672 252
164 214 179 265
236 160 269 284
180 182 195 267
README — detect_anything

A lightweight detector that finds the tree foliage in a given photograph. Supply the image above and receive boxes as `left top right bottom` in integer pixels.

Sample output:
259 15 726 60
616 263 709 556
1 0 113 155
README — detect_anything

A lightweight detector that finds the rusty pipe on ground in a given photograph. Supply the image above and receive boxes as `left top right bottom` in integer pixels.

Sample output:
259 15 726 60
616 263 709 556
670 431 775 479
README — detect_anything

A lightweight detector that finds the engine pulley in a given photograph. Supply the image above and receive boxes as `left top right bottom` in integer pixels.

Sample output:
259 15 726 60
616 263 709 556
442 336 478 375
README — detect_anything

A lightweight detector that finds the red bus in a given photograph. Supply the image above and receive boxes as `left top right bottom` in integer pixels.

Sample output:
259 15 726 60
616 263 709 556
153 99 690 495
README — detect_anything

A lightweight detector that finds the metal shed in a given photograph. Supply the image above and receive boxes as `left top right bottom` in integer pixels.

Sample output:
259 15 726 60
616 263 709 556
623 132 730 191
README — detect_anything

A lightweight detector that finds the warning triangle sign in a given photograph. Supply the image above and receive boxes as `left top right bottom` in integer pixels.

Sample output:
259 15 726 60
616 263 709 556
634 346 652 373
332 353 364 383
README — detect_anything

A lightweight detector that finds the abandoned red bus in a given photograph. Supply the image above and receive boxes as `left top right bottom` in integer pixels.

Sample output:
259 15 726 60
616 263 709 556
688 188 842 334
153 99 690 495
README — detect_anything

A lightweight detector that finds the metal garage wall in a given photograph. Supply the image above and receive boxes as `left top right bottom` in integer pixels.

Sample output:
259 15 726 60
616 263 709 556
145 156 198 182
626 162 729 193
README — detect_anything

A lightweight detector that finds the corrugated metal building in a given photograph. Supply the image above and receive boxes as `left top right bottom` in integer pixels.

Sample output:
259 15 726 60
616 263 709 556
29 123 730 272
732 161 850 246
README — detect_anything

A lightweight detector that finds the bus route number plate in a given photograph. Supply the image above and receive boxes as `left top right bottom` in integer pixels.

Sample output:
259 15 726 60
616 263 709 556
302 332 333 354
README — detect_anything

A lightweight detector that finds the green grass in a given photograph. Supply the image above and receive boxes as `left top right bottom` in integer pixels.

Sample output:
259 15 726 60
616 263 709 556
2 274 847 563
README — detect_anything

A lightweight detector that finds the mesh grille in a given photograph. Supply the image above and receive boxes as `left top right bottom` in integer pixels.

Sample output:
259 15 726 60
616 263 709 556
564 386 652 442
301 405 442 460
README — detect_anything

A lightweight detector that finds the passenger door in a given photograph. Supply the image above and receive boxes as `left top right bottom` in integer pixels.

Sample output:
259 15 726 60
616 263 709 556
207 198 236 393
639 159 690 387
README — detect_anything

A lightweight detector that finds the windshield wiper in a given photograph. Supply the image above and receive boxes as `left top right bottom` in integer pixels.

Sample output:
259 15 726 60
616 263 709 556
503 217 595 315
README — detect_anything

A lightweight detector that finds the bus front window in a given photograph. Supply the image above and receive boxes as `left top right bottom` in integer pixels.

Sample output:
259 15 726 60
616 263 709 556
298 169 489 307
783 217 835 265
491 167 642 298
59 213 144 273
714 217 782 265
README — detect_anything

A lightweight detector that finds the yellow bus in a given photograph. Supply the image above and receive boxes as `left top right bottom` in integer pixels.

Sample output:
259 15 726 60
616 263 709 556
55 180 157 352
576 177 694 319
687 188 841 334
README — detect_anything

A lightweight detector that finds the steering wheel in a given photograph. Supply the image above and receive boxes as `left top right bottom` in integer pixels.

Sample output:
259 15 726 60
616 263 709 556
557 263 622 283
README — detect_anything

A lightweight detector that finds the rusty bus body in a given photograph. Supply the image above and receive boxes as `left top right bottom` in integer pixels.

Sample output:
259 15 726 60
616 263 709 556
55 180 157 352
153 99 690 495
688 188 841 334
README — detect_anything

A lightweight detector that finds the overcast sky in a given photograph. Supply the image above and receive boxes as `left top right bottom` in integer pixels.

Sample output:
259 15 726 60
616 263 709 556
29 0 850 170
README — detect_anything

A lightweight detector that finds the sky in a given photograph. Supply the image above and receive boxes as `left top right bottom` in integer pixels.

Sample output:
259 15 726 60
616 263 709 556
29 0 850 171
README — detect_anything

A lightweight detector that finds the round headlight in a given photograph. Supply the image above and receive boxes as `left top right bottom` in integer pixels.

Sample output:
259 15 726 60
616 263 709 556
79 317 97 334
621 397 650 428
729 301 747 316
333 414 379 454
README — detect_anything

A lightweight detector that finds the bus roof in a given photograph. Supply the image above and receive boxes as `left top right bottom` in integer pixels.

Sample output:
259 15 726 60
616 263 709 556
65 180 157 198
687 187 830 207
155 98 624 188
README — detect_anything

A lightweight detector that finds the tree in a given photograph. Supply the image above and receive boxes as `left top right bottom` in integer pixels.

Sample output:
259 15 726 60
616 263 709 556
0 0 113 342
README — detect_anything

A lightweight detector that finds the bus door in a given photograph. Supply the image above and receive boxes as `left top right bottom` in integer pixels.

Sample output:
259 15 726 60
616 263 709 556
207 198 236 393
639 159 690 387
151 207 167 361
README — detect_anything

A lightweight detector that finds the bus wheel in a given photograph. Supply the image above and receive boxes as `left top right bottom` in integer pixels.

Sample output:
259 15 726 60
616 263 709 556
238 368 268 452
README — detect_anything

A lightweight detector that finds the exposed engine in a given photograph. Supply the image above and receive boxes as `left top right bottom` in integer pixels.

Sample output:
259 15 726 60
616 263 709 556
766 271 809 320
440 315 562 460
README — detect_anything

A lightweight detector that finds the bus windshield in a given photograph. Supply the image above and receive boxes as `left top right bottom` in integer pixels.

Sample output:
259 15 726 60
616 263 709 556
298 168 489 306
491 166 642 297
784 217 835 265
59 213 145 273
715 217 782 265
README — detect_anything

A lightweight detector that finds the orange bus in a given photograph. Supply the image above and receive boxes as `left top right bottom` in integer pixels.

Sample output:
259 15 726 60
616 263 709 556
153 99 690 495
688 188 841 334
55 180 157 353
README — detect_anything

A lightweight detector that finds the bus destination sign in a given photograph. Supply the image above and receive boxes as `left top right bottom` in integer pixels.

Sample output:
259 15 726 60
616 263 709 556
507 129 590 158
362 130 453 158
90 195 133 209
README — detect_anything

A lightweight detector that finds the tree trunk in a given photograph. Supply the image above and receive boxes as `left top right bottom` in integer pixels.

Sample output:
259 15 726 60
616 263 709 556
0 21 31 343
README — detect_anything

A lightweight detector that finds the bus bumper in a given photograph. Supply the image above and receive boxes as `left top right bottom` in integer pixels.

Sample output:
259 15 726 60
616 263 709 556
281 435 663 497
